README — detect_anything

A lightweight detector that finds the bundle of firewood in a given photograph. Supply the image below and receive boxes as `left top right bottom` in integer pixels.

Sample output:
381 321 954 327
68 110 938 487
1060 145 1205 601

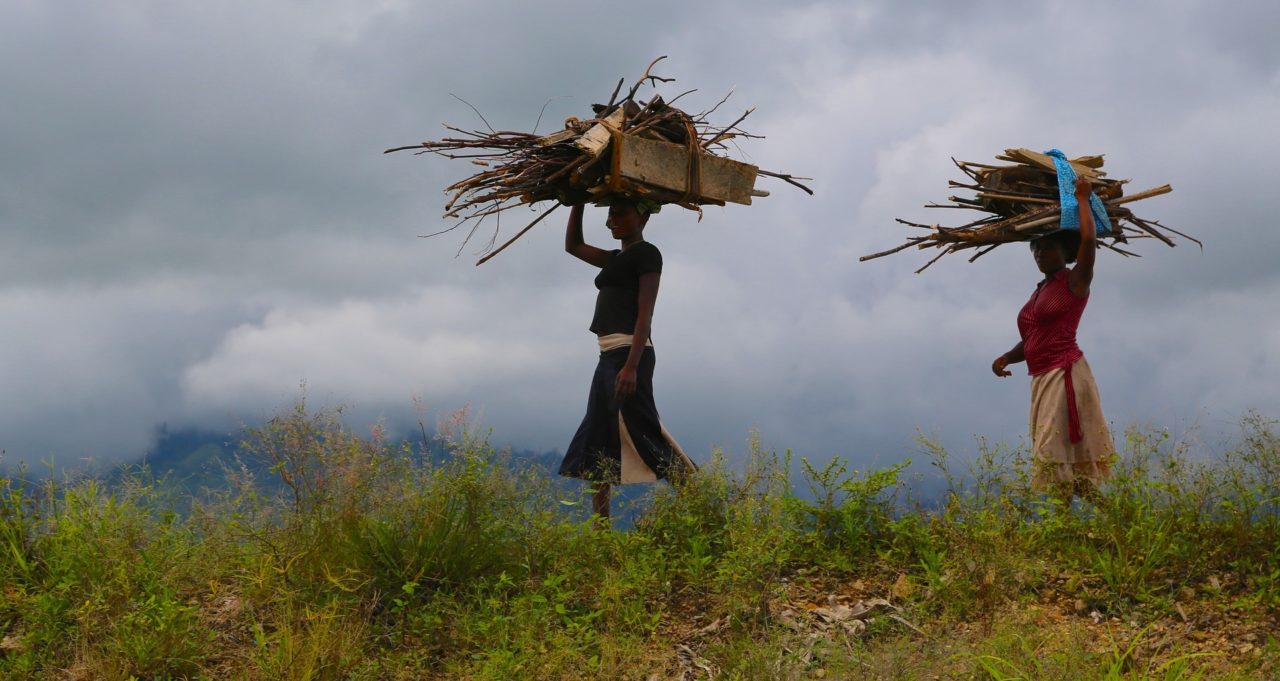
860 148 1197 273
387 57 812 264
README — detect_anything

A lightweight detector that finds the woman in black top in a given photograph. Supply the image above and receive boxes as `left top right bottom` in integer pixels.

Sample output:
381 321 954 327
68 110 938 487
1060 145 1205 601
560 199 693 519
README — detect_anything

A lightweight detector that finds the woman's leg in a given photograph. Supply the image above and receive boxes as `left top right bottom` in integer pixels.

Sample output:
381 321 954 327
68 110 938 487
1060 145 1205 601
592 483 611 519
1074 477 1106 506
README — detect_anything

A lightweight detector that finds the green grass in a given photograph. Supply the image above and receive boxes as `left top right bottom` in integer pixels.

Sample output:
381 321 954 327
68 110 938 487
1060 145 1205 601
0 406 1277 679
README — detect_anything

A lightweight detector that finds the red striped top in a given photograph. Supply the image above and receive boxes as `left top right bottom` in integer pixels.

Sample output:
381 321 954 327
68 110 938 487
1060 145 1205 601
1017 268 1087 375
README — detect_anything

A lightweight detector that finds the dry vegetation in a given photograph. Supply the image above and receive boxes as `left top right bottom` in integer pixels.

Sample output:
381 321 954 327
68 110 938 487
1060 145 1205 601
2 406 1277 679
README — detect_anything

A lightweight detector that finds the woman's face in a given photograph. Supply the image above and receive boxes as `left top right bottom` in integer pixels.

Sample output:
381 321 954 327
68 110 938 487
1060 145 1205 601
1031 237 1066 274
606 203 646 241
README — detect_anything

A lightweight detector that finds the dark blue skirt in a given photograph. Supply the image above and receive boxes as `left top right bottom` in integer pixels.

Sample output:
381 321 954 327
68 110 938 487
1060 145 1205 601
560 346 688 484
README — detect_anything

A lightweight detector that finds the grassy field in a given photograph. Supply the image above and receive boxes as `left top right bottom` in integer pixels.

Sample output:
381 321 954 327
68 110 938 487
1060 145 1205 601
1 405 1277 680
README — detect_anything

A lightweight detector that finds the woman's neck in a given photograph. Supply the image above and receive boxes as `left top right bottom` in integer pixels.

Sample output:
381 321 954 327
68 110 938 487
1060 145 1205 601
1042 265 1066 282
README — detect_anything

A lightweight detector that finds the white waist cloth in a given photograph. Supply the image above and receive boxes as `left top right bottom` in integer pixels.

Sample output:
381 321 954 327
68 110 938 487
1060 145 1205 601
597 333 653 353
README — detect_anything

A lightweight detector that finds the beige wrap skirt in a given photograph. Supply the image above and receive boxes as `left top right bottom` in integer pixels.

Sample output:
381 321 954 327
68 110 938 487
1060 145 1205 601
1028 356 1114 490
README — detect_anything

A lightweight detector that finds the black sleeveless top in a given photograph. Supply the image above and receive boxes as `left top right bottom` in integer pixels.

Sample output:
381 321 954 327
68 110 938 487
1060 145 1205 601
589 241 662 336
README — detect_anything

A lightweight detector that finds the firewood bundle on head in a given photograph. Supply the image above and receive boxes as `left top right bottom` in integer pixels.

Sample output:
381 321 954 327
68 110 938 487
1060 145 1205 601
386 57 812 265
860 148 1198 273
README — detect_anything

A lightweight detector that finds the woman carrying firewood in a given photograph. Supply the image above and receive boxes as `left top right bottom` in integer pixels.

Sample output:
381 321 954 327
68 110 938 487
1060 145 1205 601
559 199 695 520
991 176 1115 498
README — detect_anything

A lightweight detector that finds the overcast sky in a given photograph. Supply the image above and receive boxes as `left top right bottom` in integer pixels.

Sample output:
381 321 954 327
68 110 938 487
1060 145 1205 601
2 0 1277 474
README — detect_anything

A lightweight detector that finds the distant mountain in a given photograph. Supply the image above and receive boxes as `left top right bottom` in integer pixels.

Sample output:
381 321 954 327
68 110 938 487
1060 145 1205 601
113 424 567 494
113 425 238 491
38 423 936 526
108 425 655 525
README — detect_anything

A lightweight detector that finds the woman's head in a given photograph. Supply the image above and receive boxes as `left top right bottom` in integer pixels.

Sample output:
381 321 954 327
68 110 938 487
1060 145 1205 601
1030 230 1080 273
605 197 657 241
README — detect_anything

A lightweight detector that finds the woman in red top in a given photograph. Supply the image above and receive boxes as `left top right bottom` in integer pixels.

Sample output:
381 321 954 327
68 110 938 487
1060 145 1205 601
992 177 1115 497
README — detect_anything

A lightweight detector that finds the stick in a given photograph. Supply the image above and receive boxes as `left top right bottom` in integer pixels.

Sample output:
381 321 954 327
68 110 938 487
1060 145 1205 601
1105 184 1172 206
895 218 936 230
955 160 1007 170
1012 213 1064 233
475 204 561 266
951 157 980 181
948 180 1057 199
702 108 755 148
967 244 1001 262
1142 219 1203 249
941 214 1004 230
859 239 927 262
621 55 672 104
665 88 699 108
756 170 815 195
1120 215 1176 247
975 192 1056 204
384 143 436 154
419 218 466 239
532 95 570 135
695 88 736 123
1100 241 1141 257
604 77 625 109
540 156 590 185
914 244 955 274
449 93 495 134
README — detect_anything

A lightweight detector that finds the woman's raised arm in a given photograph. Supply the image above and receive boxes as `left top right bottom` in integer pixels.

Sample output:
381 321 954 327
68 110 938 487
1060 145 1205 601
565 204 612 267
1068 177 1097 297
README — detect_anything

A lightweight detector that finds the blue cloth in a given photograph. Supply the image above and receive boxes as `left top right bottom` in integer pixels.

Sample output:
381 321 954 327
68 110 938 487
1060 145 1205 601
1044 149 1112 236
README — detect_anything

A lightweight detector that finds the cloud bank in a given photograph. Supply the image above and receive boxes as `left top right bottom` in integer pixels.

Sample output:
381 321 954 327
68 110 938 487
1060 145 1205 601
2 1 1277 470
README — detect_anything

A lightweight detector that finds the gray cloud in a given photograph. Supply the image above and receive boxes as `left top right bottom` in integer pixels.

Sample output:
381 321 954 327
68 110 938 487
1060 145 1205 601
1 1 1277 471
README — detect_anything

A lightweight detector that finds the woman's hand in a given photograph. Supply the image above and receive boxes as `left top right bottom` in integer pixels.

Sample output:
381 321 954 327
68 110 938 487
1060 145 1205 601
1073 176 1093 202
992 354 1013 377
614 365 638 401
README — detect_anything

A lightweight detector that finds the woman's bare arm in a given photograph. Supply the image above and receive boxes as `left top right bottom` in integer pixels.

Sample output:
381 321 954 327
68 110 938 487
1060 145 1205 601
614 272 660 400
992 341 1025 377
565 204 611 267
1068 177 1097 298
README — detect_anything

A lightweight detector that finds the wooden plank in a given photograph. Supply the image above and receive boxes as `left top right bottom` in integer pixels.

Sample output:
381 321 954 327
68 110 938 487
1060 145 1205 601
535 129 576 146
1009 185 1171 234
1105 184 1171 206
1013 214 1065 232
573 108 625 156
976 191 1055 203
614 134 759 205
1003 148 1105 178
